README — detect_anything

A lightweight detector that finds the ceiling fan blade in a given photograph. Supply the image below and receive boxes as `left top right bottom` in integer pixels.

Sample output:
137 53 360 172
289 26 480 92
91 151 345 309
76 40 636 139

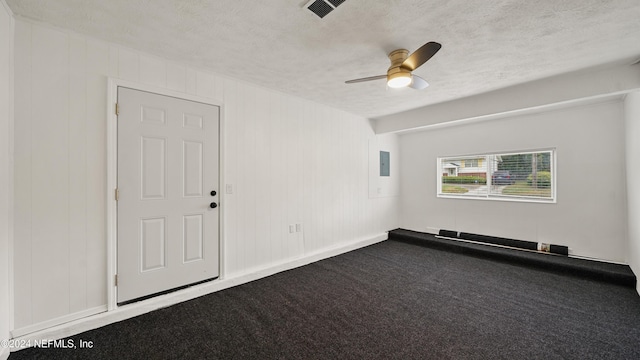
402 42 441 71
409 75 429 90
345 75 387 84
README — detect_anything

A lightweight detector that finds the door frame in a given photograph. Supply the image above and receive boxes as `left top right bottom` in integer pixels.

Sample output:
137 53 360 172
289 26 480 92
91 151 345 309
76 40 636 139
106 78 225 310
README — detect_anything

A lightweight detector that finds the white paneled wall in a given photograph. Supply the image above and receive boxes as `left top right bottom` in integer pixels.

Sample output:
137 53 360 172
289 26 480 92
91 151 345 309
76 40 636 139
1 1 14 357
12 19 398 332
14 20 111 331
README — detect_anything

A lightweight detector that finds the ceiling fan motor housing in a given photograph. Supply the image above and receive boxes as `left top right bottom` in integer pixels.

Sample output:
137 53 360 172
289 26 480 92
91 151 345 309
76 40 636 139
388 49 409 68
387 49 412 85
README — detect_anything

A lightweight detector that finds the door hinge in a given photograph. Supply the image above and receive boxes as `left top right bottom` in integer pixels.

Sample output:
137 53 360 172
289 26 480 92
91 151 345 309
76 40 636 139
115 103 119 116
115 188 120 201
114 274 118 286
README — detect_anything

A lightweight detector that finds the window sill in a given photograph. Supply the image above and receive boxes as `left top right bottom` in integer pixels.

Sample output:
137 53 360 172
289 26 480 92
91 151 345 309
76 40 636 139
437 193 556 204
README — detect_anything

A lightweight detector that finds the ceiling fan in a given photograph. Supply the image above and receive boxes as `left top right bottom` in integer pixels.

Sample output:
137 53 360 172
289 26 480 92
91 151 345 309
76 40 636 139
345 41 441 89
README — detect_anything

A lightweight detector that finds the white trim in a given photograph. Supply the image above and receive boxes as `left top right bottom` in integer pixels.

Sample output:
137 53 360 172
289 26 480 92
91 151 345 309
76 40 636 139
436 194 556 204
391 91 633 135
9 233 387 348
106 79 117 310
1 347 8 360
218 103 226 281
107 78 224 310
10 306 107 339
4 0 15 344
568 254 629 266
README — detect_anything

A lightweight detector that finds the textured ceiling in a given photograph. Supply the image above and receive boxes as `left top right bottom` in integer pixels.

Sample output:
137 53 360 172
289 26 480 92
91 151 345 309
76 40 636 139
7 0 640 118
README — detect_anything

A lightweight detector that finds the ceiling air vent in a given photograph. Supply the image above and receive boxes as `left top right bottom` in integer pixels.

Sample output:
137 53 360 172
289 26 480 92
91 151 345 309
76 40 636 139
326 0 346 7
305 0 346 19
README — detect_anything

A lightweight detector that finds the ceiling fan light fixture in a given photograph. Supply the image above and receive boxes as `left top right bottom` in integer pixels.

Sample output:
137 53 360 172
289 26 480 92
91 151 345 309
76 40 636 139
345 41 441 90
387 72 412 88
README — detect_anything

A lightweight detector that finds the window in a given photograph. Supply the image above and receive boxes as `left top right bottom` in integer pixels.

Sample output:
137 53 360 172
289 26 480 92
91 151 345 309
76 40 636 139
465 159 479 167
438 149 555 203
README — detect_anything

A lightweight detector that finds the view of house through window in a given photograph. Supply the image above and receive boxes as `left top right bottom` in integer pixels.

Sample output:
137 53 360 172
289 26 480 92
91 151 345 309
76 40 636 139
437 150 555 202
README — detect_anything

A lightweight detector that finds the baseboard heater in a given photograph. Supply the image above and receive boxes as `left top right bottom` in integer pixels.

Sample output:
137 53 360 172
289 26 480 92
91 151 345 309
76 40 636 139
390 229 636 287
438 230 569 256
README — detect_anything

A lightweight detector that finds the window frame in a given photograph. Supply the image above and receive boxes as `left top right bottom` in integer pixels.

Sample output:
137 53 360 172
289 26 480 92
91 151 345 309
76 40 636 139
437 149 557 204
464 159 479 168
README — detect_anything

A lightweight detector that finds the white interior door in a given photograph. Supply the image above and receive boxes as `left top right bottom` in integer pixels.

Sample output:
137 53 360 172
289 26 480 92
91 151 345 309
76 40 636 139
117 87 220 304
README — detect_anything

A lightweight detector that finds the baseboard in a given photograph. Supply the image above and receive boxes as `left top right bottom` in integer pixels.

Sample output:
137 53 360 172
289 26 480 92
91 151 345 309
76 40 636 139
11 306 107 339
224 233 388 281
1 346 9 360
9 232 387 350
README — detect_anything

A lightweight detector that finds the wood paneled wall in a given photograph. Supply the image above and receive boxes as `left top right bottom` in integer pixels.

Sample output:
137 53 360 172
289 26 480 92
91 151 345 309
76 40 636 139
12 20 398 331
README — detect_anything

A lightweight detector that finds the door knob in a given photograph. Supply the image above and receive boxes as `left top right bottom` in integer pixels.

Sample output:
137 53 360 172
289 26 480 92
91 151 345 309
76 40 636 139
210 202 218 209
210 190 217 196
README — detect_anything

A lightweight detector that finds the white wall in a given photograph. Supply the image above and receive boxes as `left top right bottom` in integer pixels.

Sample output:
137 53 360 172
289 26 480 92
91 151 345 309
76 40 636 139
398 99 628 263
0 1 13 358
625 91 640 293
12 19 398 333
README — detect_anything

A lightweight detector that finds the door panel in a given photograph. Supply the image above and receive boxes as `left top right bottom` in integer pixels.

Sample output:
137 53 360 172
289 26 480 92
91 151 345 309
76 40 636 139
141 136 167 200
117 87 220 304
183 214 204 262
183 140 203 197
140 217 167 271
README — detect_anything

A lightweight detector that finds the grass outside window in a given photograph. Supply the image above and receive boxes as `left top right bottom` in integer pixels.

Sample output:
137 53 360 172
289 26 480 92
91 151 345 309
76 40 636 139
442 185 469 194
501 181 551 198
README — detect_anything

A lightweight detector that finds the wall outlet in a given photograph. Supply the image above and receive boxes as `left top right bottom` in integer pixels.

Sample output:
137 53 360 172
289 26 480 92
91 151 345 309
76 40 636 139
289 224 295 233
225 184 233 194
295 223 302 232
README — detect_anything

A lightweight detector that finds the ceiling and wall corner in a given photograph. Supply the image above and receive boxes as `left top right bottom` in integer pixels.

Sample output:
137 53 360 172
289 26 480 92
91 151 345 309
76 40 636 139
5 0 640 120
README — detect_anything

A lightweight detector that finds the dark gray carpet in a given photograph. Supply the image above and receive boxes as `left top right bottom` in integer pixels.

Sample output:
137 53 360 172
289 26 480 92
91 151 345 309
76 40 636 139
10 239 640 359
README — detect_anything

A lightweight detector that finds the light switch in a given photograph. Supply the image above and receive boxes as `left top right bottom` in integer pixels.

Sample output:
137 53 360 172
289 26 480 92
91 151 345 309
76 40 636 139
226 184 233 194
